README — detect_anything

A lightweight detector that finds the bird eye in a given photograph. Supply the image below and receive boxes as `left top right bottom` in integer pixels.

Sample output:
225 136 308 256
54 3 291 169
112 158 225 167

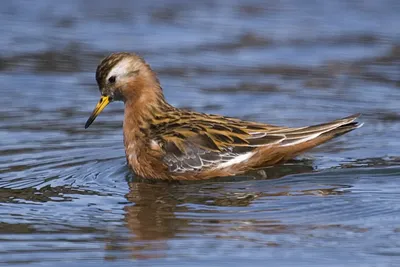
108 76 116 84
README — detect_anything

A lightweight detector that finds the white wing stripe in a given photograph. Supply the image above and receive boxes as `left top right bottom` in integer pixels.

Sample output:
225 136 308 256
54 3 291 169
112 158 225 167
216 152 254 169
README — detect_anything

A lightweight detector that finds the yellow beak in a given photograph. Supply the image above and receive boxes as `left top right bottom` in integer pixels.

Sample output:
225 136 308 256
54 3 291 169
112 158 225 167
85 96 111 129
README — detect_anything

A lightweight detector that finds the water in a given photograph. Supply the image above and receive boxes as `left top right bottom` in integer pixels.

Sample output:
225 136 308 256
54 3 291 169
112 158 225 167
1 0 399 266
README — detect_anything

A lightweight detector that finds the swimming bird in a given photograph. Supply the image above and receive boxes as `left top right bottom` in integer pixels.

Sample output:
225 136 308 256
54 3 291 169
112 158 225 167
85 52 362 180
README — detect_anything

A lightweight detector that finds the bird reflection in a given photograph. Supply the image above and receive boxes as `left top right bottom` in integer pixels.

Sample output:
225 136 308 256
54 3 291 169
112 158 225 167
105 161 350 260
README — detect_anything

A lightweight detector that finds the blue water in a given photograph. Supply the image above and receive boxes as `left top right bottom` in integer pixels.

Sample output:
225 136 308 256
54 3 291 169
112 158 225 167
0 0 399 266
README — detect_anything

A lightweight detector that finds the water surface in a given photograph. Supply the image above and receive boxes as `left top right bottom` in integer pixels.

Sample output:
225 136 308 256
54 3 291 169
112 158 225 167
1 0 400 266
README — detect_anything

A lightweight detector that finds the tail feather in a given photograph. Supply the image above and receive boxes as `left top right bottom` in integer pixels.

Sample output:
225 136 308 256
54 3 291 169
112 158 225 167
327 121 363 138
280 114 361 146
222 114 362 172
276 113 362 161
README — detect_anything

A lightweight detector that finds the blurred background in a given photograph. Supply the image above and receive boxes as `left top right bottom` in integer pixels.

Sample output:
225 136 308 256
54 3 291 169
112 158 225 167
0 0 399 266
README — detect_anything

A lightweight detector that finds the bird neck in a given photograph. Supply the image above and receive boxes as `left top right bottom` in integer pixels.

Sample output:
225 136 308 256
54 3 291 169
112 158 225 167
123 82 173 150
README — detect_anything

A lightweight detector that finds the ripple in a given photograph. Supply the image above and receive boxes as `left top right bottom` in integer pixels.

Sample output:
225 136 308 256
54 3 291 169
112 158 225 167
1 0 399 265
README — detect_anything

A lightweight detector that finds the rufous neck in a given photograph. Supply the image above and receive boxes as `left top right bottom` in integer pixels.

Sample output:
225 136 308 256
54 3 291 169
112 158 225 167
123 86 173 141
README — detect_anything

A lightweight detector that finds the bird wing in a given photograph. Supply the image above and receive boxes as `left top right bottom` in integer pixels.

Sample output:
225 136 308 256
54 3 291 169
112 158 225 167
150 112 361 173
150 111 286 173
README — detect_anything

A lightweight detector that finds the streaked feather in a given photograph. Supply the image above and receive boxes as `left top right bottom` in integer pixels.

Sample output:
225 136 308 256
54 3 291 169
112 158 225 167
148 110 361 174
92 52 362 180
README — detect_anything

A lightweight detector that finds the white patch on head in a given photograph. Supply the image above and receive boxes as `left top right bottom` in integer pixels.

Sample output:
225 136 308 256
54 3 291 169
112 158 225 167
107 57 142 80
217 152 254 169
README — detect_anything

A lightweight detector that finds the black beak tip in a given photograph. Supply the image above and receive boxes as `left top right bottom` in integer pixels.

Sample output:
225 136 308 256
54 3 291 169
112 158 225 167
84 120 92 129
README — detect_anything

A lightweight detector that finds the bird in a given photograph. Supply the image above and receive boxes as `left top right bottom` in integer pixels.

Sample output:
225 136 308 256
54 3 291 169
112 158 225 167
85 52 362 181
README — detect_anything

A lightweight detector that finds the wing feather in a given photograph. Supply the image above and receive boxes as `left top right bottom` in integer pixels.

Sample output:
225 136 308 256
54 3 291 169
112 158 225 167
150 111 360 174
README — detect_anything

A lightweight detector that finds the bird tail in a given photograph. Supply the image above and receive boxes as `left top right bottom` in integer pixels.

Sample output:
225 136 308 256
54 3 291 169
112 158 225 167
277 113 362 161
